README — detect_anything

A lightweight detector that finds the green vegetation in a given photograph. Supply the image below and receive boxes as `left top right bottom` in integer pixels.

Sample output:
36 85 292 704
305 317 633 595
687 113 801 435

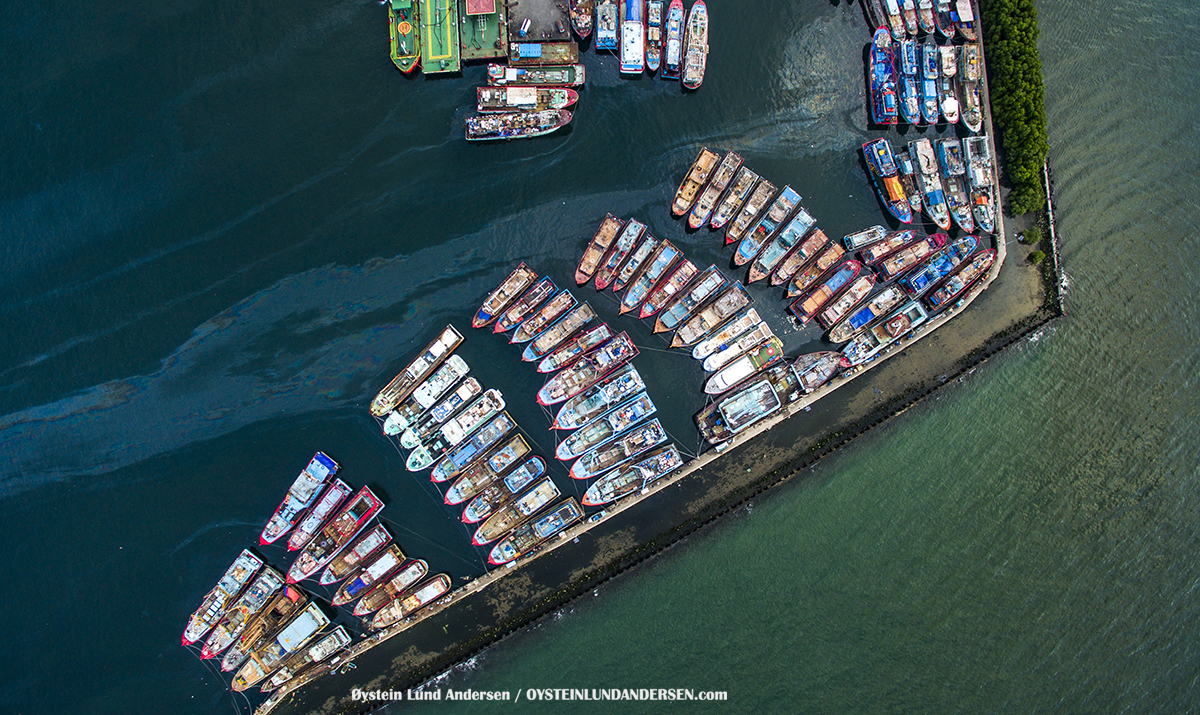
981 0 1050 215
1020 225 1043 245
1029 250 1046 264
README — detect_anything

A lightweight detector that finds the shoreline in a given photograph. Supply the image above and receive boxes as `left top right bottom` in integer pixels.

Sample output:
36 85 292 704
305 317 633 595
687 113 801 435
256 5 1064 712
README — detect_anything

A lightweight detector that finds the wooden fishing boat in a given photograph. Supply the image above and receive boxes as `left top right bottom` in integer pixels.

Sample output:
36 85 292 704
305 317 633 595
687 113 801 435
672 147 721 216
786 242 845 298
473 264 538 328
538 323 613 373
724 180 777 246
769 228 829 286
369 326 464 417
748 206 816 283
494 278 556 333
522 303 596 361
671 282 751 348
576 215 624 285
653 265 727 333
688 151 743 229
709 167 758 230
611 233 658 293
620 241 680 314
593 219 646 290
638 259 697 319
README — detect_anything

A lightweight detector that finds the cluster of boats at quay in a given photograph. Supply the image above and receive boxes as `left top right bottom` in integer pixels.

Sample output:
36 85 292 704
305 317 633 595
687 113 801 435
181 454 457 693
388 0 708 141
659 146 998 439
868 28 986 132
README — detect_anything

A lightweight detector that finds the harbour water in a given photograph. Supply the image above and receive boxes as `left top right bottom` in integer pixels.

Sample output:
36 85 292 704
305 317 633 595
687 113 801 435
1 0 1198 713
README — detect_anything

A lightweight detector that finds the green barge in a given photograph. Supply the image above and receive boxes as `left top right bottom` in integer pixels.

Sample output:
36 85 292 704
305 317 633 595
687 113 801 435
422 0 461 73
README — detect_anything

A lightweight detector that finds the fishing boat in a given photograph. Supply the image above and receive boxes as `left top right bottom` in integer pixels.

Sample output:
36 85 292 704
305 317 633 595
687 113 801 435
318 524 391 586
259 626 351 693
570 0 595 38
537 332 639 405
596 0 618 49
593 218 646 290
370 326 463 417
672 147 720 216
388 0 421 74
955 0 977 40
489 498 585 564
569 419 668 479
696 362 801 444
692 308 762 361
581 446 683 506
200 568 285 659
523 304 596 360
619 0 645 74
862 139 913 223
770 228 830 286
920 72 940 124
843 301 929 365
288 486 384 583
958 79 984 133
896 148 924 216
869 28 899 126
260 453 339 546
611 234 659 292
638 259 697 319
621 242 680 313
552 364 646 429
399 380 490 449
398 378 481 448
817 274 877 329
786 242 846 298
963 135 996 233
443 434 530 499
921 39 940 122
710 167 759 230
688 151 743 228
486 64 586 86
877 232 947 279
331 543 405 607
671 282 751 347
219 587 307 673
446 447 538 510
404 390 505 471
681 0 708 89
937 76 960 124
793 351 849 393
910 138 952 230
725 180 777 245
429 411 517 483
704 337 783 395
702 321 773 372
661 0 684 79
556 393 656 460
576 215 624 285
473 479 561 544
789 261 862 325
353 559 429 616
898 73 921 125
917 0 935 33
860 229 918 264
461 457 548 523
654 265 727 333
734 186 802 266
925 249 996 309
382 355 469 436
936 138 975 231
827 286 907 343
898 38 919 76
960 42 981 81
646 0 663 71
477 87 579 113
844 225 888 250
183 550 264 646
466 109 573 141
511 290 577 344
286 479 351 552
370 574 452 629
883 0 906 39
900 0 918 35
898 235 979 296
232 602 329 691
493 278 556 333
538 323 614 373
934 0 957 37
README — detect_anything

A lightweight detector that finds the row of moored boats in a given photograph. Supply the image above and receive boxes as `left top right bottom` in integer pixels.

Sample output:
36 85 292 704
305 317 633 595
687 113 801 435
869 29 986 132
182 455 458 694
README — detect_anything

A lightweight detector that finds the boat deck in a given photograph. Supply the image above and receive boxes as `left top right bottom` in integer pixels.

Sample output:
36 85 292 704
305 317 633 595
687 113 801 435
459 0 507 62
505 0 571 43
422 0 462 73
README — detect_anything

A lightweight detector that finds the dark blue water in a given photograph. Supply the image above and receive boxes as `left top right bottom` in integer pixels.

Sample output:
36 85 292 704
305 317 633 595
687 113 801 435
3 0 1198 713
